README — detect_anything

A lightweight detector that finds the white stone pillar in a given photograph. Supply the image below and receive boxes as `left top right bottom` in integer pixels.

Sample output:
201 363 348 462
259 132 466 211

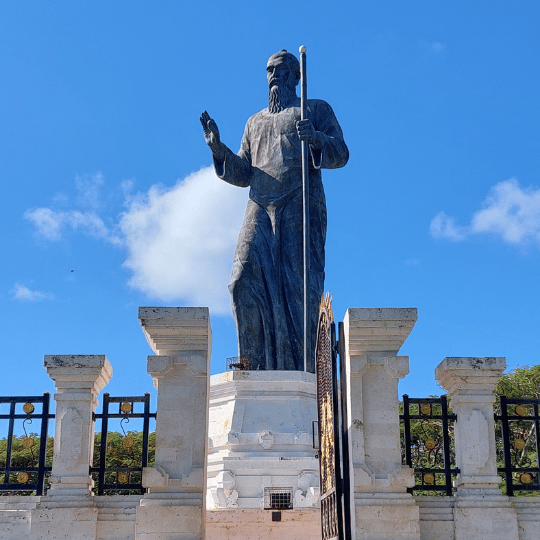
136 307 211 540
435 357 519 540
31 354 112 540
343 308 420 540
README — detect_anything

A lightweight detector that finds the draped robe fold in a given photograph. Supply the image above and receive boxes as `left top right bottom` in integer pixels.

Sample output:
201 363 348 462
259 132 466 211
213 97 348 371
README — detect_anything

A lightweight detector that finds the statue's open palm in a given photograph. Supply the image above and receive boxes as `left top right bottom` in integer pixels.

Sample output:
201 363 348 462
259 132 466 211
200 111 221 149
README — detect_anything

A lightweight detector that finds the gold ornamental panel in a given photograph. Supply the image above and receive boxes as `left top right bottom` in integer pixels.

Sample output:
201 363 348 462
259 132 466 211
515 405 527 417
117 471 129 484
22 437 35 449
17 472 29 484
419 403 432 416
519 473 533 485
22 403 35 415
423 473 435 485
424 439 436 450
120 402 133 414
514 438 526 451
122 436 135 449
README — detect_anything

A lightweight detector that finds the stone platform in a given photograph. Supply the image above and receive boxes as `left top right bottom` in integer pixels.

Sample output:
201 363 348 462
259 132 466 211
206 370 320 511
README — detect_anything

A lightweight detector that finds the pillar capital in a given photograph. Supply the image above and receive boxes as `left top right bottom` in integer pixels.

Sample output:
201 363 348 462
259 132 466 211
435 357 505 402
344 308 417 358
138 306 211 356
44 355 112 399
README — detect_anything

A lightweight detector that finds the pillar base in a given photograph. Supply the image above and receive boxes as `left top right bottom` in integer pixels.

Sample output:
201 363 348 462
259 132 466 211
454 494 519 540
354 493 420 540
136 497 203 540
30 505 98 540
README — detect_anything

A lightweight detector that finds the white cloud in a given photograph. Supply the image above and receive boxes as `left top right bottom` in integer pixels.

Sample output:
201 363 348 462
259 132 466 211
430 211 467 241
23 172 121 244
24 207 120 245
24 167 249 313
24 207 63 241
76 172 105 210
471 179 540 243
430 178 540 245
431 42 445 54
13 283 54 302
119 166 248 313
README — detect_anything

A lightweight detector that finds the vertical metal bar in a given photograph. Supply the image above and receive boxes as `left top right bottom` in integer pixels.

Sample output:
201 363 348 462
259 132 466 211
534 402 540 471
402 395 412 469
4 400 16 486
440 396 453 496
299 45 310 373
499 396 514 496
338 322 352 540
36 393 50 496
142 393 151 471
97 393 110 496
330 323 344 540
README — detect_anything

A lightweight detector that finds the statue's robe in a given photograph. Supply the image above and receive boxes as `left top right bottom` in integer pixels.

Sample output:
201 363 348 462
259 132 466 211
213 97 348 371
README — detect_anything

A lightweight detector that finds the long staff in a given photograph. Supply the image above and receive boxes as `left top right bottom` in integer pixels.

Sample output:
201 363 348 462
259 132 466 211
299 45 310 373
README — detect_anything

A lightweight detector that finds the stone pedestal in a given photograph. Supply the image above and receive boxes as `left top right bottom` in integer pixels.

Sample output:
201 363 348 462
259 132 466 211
136 307 211 540
31 355 112 540
343 308 420 540
435 357 519 540
205 369 321 540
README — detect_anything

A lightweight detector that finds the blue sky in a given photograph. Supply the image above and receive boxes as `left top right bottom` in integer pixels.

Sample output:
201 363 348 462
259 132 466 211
1 1 539 404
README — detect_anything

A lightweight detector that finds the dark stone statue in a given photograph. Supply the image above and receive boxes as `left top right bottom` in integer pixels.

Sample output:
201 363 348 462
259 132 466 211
201 49 348 371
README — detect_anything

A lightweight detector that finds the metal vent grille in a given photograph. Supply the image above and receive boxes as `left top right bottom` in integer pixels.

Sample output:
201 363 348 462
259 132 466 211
264 487 293 510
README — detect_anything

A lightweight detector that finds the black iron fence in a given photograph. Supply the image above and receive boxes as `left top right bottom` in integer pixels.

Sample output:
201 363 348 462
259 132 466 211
496 396 540 496
90 393 156 495
0 394 53 495
400 395 459 496
3 390 540 499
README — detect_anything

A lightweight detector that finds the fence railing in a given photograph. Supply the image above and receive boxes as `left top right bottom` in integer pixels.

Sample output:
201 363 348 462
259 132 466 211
496 396 540 496
90 393 156 495
400 395 459 496
0 394 53 495
3 391 540 498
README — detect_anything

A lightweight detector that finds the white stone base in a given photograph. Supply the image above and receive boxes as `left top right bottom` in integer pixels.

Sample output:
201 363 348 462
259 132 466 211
0 496 38 540
206 508 321 540
416 497 454 540
207 371 320 511
514 499 540 540
135 504 202 540
354 494 421 540
30 505 98 540
95 495 139 540
454 495 519 540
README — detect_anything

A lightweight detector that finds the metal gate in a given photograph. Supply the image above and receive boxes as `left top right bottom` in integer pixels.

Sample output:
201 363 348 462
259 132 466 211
315 297 350 540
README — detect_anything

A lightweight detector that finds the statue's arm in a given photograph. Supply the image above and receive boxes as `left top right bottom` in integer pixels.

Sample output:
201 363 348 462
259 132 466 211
200 111 251 187
297 101 349 170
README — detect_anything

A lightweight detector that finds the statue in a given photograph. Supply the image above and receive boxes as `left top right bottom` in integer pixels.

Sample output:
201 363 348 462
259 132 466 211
200 49 348 371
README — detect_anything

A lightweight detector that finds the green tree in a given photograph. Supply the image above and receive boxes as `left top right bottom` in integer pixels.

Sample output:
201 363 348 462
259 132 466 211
0 434 54 495
493 364 540 496
495 365 540 402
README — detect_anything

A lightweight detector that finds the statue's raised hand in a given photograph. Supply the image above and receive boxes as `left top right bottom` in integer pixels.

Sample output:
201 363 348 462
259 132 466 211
200 111 225 160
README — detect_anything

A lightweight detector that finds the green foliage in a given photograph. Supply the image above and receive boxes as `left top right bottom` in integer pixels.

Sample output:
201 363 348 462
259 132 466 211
493 365 540 496
495 365 540 402
0 435 53 495
400 398 457 496
91 430 156 494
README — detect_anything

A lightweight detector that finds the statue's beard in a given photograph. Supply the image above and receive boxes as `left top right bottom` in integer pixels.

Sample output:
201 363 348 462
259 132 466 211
268 83 297 113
